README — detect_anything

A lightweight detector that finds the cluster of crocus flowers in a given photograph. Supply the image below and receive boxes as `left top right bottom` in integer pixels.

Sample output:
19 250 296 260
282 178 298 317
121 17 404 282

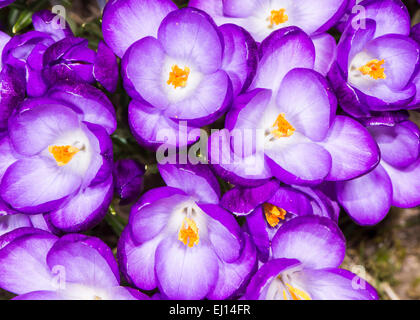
0 0 419 301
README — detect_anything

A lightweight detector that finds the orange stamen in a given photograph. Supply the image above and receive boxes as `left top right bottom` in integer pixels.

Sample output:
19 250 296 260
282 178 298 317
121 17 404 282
263 203 286 227
48 145 80 167
167 65 190 89
271 113 295 139
178 217 199 248
267 9 288 28
358 59 386 80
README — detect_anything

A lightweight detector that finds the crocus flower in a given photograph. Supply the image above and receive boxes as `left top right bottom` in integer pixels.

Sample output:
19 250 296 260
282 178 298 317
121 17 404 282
329 0 420 117
103 1 257 149
118 163 256 300
2 10 119 97
220 180 339 262
0 228 148 300
0 81 116 232
113 159 145 205
336 115 420 225
209 27 379 187
188 0 347 43
245 216 378 300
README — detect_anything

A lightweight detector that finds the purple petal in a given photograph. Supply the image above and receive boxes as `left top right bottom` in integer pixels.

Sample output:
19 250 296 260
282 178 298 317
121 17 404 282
46 234 120 288
336 164 392 226
220 180 280 216
321 116 380 181
158 8 223 74
382 158 420 208
94 41 119 93
32 10 73 41
158 163 221 204
312 33 337 76
48 176 113 232
219 23 258 96
271 216 346 269
0 231 58 294
155 236 219 300
102 0 176 58
303 268 379 300
114 159 145 205
0 157 82 214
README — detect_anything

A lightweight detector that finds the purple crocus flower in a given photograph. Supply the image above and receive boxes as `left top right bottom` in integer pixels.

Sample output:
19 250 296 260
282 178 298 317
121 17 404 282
113 159 145 205
329 0 420 117
336 115 420 225
118 163 256 300
103 1 258 149
245 216 378 300
209 28 379 187
0 228 148 300
0 82 116 232
221 180 339 262
2 10 119 97
189 0 347 43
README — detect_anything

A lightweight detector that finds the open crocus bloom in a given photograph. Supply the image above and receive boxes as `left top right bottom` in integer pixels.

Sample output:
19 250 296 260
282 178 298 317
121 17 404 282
122 8 232 126
209 28 379 187
329 0 420 117
336 117 420 225
189 0 347 42
0 228 147 300
245 216 378 300
220 180 339 262
118 163 256 300
0 82 116 232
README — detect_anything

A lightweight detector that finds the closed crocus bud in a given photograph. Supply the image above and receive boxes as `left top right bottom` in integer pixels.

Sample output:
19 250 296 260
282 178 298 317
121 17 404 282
113 159 145 205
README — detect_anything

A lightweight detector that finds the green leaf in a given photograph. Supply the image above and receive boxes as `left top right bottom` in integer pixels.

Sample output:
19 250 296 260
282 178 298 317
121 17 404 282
12 10 32 34
105 206 128 236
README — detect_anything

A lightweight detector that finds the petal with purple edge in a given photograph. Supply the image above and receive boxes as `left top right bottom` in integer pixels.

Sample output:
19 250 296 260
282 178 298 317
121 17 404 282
320 116 380 181
158 163 221 205
199 203 242 263
0 157 82 214
102 0 176 58
275 68 333 142
48 176 113 232
219 23 258 96
94 41 119 93
336 164 392 226
221 180 280 216
32 10 73 41
158 8 223 74
46 234 119 288
0 232 58 294
382 159 420 208
266 140 332 185
311 33 337 76
245 258 301 300
47 82 117 135
369 121 420 169
303 268 379 300
13 290 62 300
251 29 315 96
118 228 161 291
0 137 19 179
128 100 198 150
155 236 219 300
271 216 346 269
8 103 80 157
208 233 257 300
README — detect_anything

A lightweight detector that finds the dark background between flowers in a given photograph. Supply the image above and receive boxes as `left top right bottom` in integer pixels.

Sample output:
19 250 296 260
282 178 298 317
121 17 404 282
0 0 419 300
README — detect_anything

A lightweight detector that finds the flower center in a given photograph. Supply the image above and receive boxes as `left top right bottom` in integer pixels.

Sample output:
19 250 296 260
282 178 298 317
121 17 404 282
358 59 386 80
283 283 311 300
271 113 295 139
167 65 190 89
263 203 286 227
267 9 288 28
178 217 199 248
48 145 80 167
